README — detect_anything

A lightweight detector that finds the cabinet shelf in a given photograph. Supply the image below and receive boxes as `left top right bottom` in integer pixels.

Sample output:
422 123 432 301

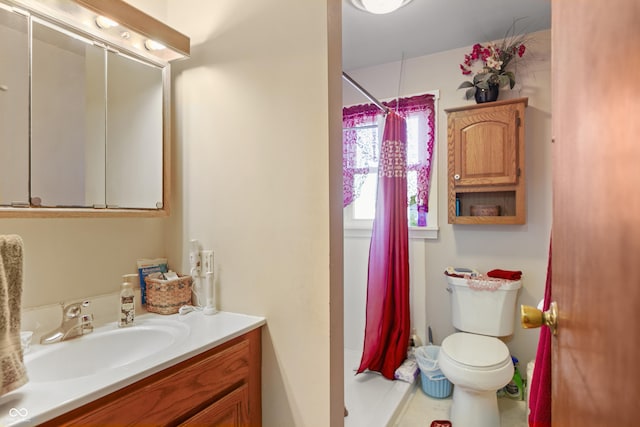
453 191 521 224
446 98 528 225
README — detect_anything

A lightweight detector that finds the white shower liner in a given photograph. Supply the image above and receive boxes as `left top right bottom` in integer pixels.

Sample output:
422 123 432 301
344 348 415 427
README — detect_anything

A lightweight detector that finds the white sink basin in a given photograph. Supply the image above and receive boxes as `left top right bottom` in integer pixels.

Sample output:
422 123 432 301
25 318 189 382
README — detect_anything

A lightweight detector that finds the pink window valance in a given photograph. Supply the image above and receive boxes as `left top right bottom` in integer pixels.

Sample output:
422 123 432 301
343 94 436 210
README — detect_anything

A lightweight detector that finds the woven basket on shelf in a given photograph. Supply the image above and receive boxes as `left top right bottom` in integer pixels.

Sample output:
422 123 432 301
144 275 193 314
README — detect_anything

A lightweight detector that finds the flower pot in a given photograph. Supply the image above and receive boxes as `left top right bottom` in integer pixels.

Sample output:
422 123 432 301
475 83 499 103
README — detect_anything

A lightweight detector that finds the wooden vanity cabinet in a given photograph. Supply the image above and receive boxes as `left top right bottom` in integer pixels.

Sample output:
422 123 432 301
42 328 262 427
446 98 528 224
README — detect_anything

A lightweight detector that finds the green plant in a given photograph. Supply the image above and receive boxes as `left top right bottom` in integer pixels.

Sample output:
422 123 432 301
458 20 529 100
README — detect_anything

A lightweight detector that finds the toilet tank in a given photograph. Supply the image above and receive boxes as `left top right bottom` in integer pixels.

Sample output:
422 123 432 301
446 275 522 336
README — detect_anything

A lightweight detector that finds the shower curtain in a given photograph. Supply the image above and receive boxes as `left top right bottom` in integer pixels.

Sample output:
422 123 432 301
357 111 410 380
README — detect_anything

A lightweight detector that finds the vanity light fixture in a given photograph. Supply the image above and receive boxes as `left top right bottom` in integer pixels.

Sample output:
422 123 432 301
95 15 118 29
77 0 190 62
350 0 413 14
7 0 189 62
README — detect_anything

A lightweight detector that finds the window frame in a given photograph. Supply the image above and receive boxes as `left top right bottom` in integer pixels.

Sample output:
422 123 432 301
343 90 439 240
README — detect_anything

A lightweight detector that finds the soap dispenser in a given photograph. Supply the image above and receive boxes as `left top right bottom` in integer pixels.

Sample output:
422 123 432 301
119 274 137 327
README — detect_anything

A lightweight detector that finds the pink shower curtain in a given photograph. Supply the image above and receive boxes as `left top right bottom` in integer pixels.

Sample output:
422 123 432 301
529 240 552 426
357 111 410 380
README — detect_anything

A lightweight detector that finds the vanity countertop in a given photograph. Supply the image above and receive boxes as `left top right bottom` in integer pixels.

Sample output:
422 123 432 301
0 311 266 427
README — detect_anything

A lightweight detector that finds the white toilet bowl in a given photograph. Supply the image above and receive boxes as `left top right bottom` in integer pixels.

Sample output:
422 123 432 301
438 332 514 427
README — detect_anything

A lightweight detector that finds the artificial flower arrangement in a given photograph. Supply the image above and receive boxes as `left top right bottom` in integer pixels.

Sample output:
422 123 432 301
458 21 529 100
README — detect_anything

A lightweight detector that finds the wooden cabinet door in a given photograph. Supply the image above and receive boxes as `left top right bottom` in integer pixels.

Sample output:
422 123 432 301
450 106 519 187
179 384 250 427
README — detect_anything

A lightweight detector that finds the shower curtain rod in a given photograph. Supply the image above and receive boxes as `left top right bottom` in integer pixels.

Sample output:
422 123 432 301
342 72 390 114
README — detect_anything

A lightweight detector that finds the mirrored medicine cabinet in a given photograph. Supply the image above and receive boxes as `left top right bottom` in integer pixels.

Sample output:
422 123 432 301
0 0 190 217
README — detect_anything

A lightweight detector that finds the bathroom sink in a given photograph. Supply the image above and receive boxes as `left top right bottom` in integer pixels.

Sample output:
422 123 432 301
25 318 189 382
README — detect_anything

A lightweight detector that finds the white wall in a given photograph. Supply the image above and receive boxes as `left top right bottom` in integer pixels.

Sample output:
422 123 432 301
343 30 552 366
1 217 167 307
158 1 343 426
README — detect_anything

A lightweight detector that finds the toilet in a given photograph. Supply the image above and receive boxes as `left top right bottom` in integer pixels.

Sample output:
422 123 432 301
438 274 522 427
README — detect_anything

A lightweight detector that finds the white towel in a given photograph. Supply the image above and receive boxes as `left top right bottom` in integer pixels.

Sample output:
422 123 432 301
0 235 28 396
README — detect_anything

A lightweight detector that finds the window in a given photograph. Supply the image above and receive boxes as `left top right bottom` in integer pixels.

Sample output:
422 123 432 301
343 93 438 238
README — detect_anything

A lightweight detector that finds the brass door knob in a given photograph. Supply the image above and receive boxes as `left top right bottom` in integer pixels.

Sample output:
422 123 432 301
520 301 558 335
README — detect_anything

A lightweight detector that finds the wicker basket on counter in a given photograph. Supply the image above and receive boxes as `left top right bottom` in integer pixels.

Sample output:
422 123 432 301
144 275 193 314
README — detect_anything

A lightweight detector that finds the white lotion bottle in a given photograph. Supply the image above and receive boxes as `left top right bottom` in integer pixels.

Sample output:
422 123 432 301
119 274 137 327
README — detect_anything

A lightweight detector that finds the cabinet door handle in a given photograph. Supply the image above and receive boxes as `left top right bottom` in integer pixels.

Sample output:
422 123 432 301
454 174 460 180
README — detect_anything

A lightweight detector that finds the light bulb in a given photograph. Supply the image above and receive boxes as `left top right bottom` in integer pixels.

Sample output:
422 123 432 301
361 0 404 14
95 15 118 29
144 39 166 51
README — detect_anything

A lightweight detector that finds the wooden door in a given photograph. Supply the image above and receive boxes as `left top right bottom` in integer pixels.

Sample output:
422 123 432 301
552 0 640 425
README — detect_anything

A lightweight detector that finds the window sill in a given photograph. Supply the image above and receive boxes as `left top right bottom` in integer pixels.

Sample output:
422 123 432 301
344 225 439 240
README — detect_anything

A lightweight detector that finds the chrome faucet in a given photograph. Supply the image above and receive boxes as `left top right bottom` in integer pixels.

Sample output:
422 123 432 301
40 300 94 345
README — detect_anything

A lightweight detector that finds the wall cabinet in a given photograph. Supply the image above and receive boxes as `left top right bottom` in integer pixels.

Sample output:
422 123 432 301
446 98 528 224
0 0 189 217
41 328 262 427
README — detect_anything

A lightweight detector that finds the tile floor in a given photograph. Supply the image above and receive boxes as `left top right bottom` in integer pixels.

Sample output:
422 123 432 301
393 388 528 427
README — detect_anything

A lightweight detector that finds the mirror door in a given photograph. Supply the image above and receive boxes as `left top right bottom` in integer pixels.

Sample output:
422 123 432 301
106 52 163 209
0 6 29 206
0 0 180 215
31 19 106 207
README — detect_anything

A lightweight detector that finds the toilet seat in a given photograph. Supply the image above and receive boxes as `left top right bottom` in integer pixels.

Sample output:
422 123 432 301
441 332 510 371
